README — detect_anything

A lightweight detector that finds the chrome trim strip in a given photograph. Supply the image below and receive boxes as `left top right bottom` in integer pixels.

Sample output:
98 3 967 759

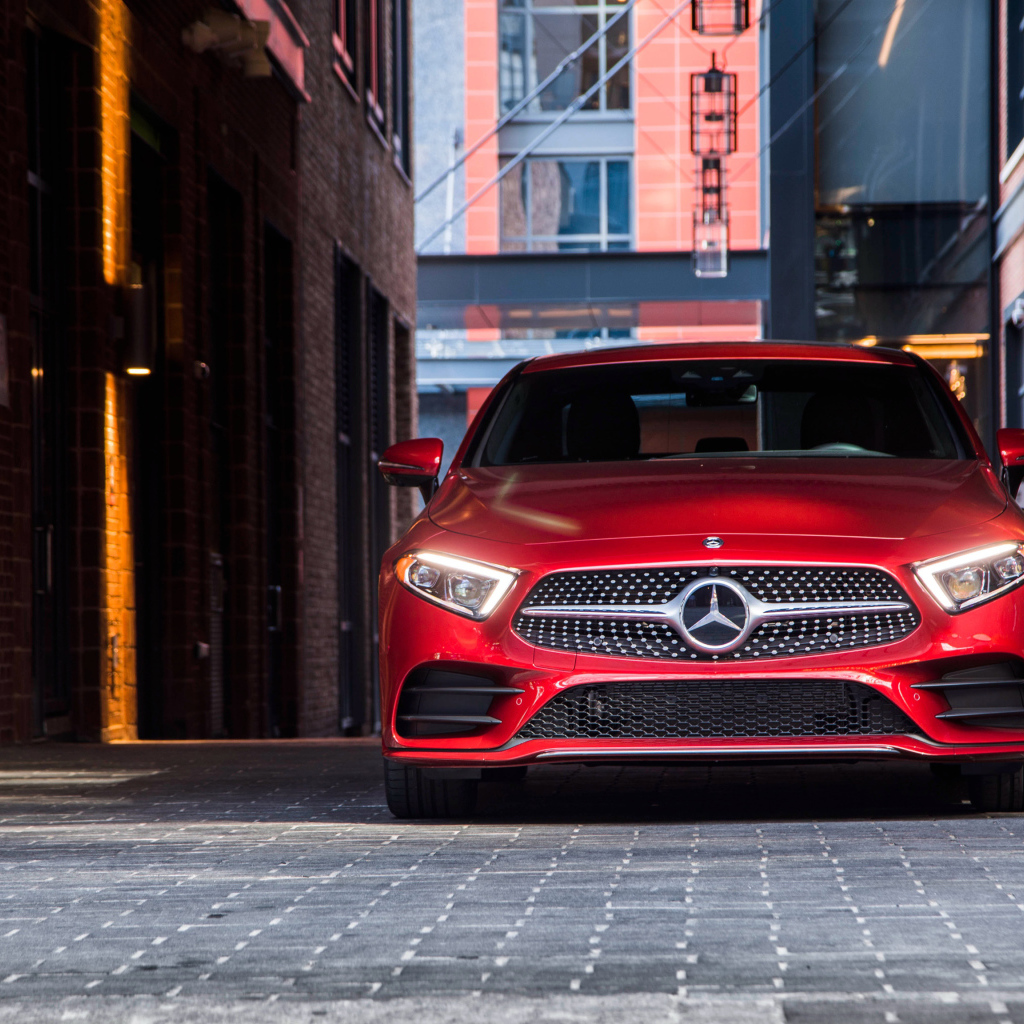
533 743 910 759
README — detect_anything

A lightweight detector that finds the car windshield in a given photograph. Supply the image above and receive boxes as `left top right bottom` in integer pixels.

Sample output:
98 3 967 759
473 359 968 466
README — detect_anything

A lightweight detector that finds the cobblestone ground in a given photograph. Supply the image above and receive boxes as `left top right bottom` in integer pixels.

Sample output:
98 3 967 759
0 740 1022 1023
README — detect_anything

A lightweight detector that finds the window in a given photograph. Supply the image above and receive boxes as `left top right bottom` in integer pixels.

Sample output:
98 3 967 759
334 0 357 83
1008 0 1024 161
365 0 385 126
392 0 410 173
499 0 631 114
501 157 631 252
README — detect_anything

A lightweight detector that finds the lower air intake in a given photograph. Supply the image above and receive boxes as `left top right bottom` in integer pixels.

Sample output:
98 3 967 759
516 679 917 740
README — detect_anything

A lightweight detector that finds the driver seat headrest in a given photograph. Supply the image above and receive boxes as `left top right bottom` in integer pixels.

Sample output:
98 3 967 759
566 390 641 461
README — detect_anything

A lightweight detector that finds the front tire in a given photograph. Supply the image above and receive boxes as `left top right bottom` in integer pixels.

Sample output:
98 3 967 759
383 759 478 819
968 766 1024 812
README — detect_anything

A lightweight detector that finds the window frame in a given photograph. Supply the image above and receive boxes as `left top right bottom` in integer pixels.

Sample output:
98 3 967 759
365 0 386 128
391 0 410 175
333 0 357 84
498 0 633 117
500 155 633 253
1007 0 1024 164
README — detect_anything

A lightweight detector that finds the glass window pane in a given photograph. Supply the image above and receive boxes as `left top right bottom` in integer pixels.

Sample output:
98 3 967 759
499 12 528 112
500 162 528 250
558 161 601 235
817 0 988 204
604 11 631 109
607 161 630 235
529 161 563 237
533 13 599 110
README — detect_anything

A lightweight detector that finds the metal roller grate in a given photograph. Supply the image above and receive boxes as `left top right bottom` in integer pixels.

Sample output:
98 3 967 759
516 679 917 740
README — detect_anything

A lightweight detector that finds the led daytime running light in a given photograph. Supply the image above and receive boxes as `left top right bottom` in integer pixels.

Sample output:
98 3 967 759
912 541 1024 613
395 551 519 619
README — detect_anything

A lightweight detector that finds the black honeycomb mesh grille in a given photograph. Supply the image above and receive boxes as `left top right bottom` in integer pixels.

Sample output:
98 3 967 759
516 680 918 740
522 565 909 608
513 610 919 661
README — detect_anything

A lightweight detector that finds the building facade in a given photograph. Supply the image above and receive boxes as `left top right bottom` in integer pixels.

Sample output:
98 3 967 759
415 0 996 459
0 0 414 743
997 0 1024 435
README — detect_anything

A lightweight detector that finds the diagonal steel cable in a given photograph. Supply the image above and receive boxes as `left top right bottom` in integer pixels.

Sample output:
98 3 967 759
417 0 695 253
414 0 639 206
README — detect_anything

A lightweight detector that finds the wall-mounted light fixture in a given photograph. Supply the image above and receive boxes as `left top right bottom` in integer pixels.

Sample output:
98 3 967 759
692 0 750 36
123 283 153 376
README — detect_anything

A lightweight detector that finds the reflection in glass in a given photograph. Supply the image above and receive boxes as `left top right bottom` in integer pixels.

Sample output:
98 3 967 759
814 0 990 442
501 158 631 252
498 0 631 113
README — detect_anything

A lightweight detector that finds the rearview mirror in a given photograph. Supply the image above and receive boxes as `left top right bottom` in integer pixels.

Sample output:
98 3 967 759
378 438 444 501
996 428 1024 500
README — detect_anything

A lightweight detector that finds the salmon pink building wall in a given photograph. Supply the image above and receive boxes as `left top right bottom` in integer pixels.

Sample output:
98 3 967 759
634 1 761 253
464 0 500 254
462 1 762 259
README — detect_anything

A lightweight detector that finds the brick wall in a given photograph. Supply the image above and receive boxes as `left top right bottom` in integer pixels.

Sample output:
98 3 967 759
297 0 416 736
0 0 415 742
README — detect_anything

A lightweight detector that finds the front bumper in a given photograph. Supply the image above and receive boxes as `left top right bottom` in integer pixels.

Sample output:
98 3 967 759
379 550 1024 770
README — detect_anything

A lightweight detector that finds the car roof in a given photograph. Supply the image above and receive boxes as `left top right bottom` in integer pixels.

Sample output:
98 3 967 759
521 340 917 374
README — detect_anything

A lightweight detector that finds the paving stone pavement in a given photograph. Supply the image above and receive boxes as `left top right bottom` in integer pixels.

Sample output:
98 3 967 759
0 739 1022 1023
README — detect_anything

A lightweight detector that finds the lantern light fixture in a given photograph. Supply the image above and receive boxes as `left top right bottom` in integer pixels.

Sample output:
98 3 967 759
693 156 729 278
690 54 737 156
692 0 750 36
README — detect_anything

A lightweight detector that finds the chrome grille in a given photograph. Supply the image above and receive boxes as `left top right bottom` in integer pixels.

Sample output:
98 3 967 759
516 617 687 660
513 609 920 661
516 680 917 740
522 566 907 608
742 611 921 658
514 564 920 661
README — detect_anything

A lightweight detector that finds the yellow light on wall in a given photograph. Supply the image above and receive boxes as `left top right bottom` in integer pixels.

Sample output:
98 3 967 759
902 343 983 360
99 0 130 286
125 367 151 376
104 372 138 741
853 333 989 357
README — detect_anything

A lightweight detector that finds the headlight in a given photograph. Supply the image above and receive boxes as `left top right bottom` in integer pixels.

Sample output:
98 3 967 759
912 541 1024 612
394 551 519 619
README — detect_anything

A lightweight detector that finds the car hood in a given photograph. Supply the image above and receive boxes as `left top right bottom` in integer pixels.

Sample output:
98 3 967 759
428 458 1006 545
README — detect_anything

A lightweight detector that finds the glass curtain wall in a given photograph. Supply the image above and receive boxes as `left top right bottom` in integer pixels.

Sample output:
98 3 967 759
814 0 990 436
499 0 631 114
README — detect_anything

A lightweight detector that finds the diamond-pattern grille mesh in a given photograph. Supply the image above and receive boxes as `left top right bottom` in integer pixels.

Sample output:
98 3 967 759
514 565 920 661
522 566 908 608
516 680 917 740
512 610 920 661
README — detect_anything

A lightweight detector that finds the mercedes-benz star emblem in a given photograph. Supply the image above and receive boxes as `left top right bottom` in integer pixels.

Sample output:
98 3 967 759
703 536 724 549
680 579 749 652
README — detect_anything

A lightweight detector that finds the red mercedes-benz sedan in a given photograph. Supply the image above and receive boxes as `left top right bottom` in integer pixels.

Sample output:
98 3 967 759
376 342 1024 817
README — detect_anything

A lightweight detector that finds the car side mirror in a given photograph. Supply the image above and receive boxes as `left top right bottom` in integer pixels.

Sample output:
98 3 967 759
996 428 1024 500
378 438 444 502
